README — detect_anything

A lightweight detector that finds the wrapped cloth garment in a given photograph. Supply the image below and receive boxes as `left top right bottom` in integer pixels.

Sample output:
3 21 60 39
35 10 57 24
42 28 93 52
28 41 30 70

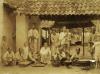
15 51 24 63
59 32 71 45
93 41 100 61
51 33 59 45
28 29 39 52
22 46 29 60
82 32 92 44
40 47 51 64
51 46 59 58
2 51 15 65
1 41 8 59
28 29 39 39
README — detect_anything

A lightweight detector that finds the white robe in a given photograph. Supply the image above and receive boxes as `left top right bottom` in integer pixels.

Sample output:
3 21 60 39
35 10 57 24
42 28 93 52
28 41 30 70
59 32 66 45
40 47 51 63
3 51 15 61
28 29 39 39
93 41 100 60
22 46 29 60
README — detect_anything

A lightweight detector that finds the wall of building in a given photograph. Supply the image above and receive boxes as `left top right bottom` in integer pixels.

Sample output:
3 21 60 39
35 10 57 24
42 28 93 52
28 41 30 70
0 0 16 63
3 7 16 50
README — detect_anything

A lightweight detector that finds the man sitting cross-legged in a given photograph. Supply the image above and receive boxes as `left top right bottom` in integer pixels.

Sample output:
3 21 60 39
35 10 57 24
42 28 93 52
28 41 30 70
40 42 51 65
2 47 15 66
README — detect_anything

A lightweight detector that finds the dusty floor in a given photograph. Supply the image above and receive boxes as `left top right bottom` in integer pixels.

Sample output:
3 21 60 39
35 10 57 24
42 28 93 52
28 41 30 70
0 65 100 74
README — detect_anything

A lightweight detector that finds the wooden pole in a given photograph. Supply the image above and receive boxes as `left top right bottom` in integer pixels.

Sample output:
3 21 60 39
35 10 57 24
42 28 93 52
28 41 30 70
83 27 85 56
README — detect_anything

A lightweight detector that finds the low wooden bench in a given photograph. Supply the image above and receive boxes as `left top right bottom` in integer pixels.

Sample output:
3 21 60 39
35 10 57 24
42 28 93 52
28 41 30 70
76 59 95 70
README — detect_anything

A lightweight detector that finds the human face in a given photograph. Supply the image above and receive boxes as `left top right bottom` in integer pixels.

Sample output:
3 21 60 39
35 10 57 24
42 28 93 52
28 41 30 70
44 43 48 48
32 25 35 29
62 26 66 32
76 48 80 55
8 48 12 53
52 31 56 35
24 42 28 47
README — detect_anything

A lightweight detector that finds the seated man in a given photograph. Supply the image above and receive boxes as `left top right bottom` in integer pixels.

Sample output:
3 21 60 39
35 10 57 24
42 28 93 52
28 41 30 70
40 42 51 64
51 45 59 60
2 47 15 66
51 45 71 67
22 42 29 61
70 48 80 62
57 46 71 67
17 43 31 66
51 53 61 67
15 48 24 65
28 49 37 64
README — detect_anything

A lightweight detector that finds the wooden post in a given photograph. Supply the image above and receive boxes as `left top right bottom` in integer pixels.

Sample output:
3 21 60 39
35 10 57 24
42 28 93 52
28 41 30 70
16 14 28 49
0 0 3 63
83 27 85 56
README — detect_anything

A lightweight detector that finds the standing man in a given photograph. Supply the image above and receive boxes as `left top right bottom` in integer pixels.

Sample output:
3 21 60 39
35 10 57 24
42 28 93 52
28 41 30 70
92 33 100 68
51 30 59 46
28 25 39 53
83 29 92 45
59 26 71 50
59 26 68 46
51 30 59 60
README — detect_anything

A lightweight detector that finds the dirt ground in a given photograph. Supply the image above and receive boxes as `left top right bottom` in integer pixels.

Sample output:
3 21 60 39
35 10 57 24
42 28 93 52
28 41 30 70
0 45 97 74
0 65 100 74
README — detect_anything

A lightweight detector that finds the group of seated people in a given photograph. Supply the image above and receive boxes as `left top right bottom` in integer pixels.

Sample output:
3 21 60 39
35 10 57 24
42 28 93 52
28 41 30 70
1 42 81 67
2 42 37 66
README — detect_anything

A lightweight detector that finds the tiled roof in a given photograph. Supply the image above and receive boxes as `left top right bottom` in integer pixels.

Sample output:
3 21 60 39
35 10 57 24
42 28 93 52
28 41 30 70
4 0 100 15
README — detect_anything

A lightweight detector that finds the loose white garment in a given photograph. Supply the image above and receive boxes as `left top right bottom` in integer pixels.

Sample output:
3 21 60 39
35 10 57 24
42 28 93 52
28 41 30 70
83 32 92 43
28 29 33 37
22 46 29 60
59 32 66 41
28 29 39 39
93 41 100 60
51 33 59 44
40 47 51 63
59 32 66 45
40 47 51 56
3 51 15 61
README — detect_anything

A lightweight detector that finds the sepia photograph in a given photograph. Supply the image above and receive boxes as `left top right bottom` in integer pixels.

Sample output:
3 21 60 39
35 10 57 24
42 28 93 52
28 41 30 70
0 0 100 74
